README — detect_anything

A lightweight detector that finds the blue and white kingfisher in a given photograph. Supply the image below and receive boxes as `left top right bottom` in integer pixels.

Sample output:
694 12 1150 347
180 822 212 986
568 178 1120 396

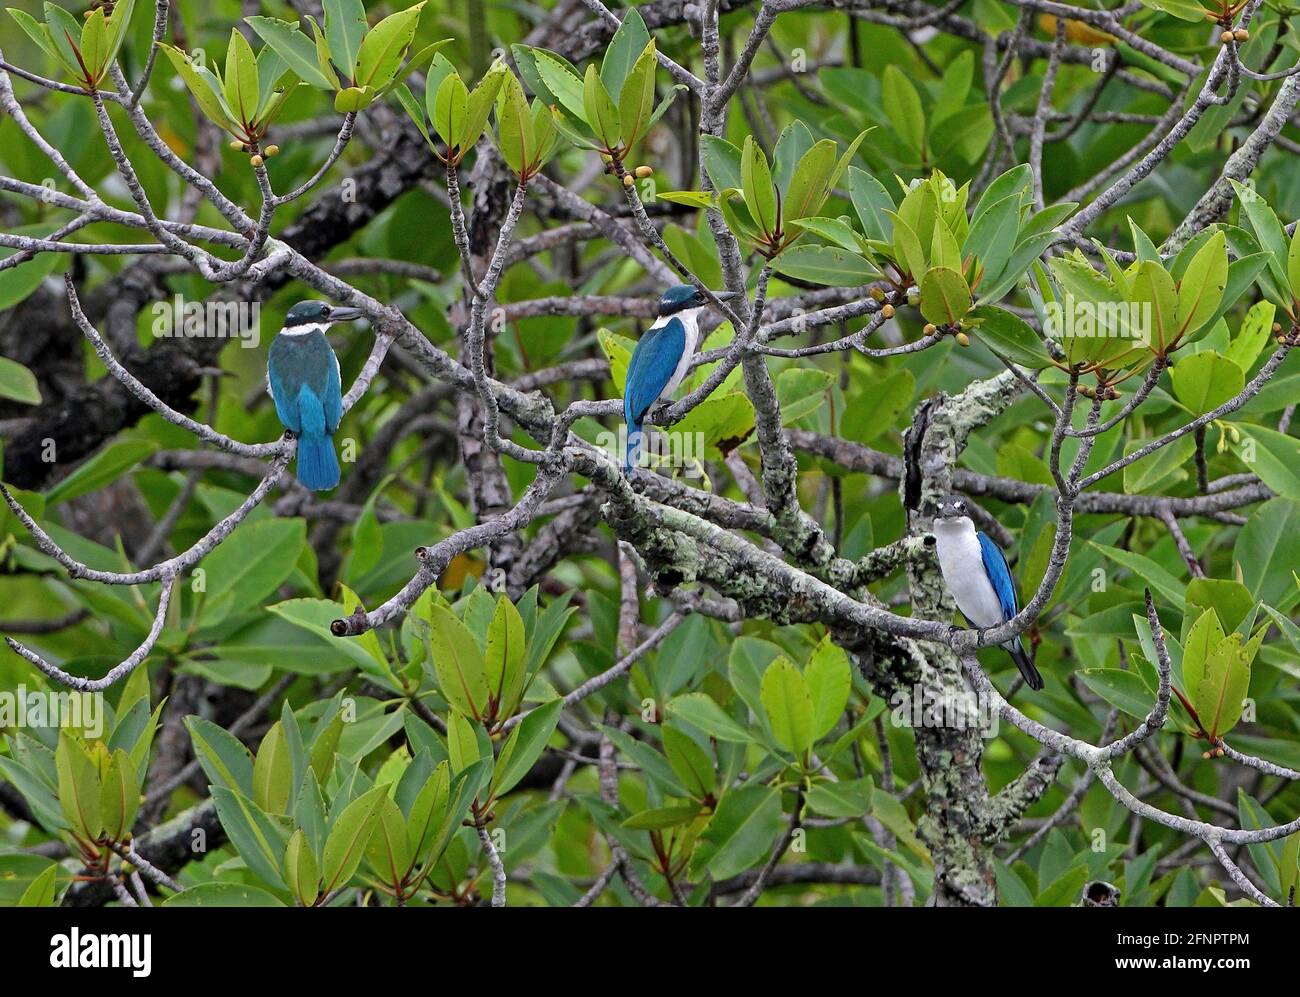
266 300 360 491
933 496 1044 690
622 284 736 472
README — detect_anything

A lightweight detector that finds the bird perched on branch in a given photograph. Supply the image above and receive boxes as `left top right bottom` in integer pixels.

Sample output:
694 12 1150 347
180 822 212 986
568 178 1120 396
932 496 1044 690
267 300 361 491
622 284 736 473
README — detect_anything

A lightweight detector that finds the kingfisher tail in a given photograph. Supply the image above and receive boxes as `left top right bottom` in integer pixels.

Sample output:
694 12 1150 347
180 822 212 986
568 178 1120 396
623 423 644 475
296 432 340 491
1007 638 1043 691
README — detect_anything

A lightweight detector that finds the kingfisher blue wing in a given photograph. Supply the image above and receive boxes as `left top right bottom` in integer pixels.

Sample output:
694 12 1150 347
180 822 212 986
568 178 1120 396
977 530 1043 690
976 531 1018 623
322 349 342 432
267 333 341 432
624 317 686 429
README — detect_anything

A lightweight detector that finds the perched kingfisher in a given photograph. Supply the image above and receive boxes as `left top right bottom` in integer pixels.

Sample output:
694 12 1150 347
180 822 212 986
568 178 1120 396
932 496 1044 691
622 284 736 472
266 300 360 491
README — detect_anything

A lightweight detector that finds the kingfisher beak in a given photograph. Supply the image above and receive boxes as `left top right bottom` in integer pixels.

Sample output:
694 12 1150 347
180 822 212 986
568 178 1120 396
714 291 738 301
329 305 364 323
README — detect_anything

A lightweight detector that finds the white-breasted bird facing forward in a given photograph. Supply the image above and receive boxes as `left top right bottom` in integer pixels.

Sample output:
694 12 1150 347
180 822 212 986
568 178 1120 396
932 495 1043 691
266 300 361 491
622 284 736 473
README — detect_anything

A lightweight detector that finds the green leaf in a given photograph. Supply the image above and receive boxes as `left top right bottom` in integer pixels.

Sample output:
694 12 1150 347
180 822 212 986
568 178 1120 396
919 266 972 326
1176 229 1227 338
461 69 505 158
772 245 875 286
159 44 236 133
323 0 367 80
1123 433 1195 495
805 636 851 741
354 3 424 89
163 883 287 907
7 9 69 73
1289 225 1300 306
43 439 157 505
321 783 388 893
363 793 412 888
617 40 657 150
700 134 743 192
1226 301 1274 373
1090 543 1186 610
55 733 102 843
425 603 489 719
1184 609 1261 738
807 777 874 819
223 28 260 128
433 72 469 150
211 786 287 888
690 784 784 881
600 8 650 99
741 136 776 239
485 595 527 715
16 864 59 907
622 804 702 830
1186 578 1254 634
661 725 715 800
251 722 294 815
881 65 925 154
761 656 815 756
0 357 41 405
1171 351 1244 416
582 63 620 149
848 167 894 243
664 692 753 743
492 698 561 797
969 305 1050 368
247 16 337 89
494 71 533 175
185 715 255 795
775 368 834 423
1237 425 1300 502
531 49 586 121
199 517 305 625
284 828 321 906
1235 499 1300 608
782 140 837 225
1077 668 1156 721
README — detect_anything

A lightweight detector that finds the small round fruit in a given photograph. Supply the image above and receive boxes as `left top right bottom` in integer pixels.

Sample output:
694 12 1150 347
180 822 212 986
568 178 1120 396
923 323 937 335
1220 29 1234 43
881 304 896 319
622 174 634 188
1234 28 1249 41
229 140 244 150
955 332 970 347
265 144 280 157
635 165 653 178
250 154 264 167
870 287 885 302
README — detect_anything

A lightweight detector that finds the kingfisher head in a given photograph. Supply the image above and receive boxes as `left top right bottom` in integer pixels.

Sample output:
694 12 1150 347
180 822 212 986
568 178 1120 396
283 300 364 331
935 495 973 524
657 284 736 317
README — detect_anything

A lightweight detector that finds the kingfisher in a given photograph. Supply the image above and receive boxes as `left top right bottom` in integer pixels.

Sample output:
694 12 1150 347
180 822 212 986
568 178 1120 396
266 300 361 491
932 496 1044 690
622 284 736 473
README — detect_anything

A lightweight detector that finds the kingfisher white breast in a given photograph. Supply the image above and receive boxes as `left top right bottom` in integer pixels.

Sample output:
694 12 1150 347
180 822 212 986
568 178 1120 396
933 516 1005 629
